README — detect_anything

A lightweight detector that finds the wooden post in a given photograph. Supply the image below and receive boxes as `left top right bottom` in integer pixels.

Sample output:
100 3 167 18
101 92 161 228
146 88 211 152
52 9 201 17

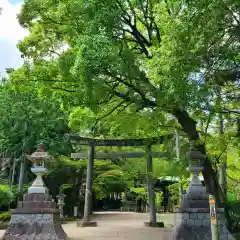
146 145 157 223
83 145 95 223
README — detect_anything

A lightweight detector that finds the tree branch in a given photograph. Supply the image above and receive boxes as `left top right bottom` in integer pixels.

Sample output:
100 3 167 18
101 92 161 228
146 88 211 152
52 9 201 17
94 100 126 125
51 87 76 93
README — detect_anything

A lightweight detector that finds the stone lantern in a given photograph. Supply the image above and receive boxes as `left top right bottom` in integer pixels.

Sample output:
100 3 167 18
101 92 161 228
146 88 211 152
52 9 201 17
2 144 68 240
171 141 234 240
57 190 66 221
28 143 49 194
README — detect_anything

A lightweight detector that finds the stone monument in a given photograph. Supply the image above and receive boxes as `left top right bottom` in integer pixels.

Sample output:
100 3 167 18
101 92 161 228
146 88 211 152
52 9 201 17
171 141 234 240
2 144 68 240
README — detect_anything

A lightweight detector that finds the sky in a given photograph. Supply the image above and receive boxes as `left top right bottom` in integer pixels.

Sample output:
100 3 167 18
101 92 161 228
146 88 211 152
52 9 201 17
0 0 28 72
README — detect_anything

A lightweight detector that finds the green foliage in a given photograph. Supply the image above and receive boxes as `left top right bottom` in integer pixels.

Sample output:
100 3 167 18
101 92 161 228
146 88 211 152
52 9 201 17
0 186 13 207
129 187 148 201
60 184 74 191
228 192 238 202
0 212 11 222
16 0 239 117
155 191 163 211
0 86 71 159
228 201 240 232
168 179 190 204
1 0 239 208
11 184 30 196
129 187 163 210
14 0 240 141
45 156 87 196
93 169 128 199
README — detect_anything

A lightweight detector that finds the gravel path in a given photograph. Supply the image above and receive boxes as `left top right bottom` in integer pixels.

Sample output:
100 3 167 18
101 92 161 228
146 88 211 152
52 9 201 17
0 211 174 240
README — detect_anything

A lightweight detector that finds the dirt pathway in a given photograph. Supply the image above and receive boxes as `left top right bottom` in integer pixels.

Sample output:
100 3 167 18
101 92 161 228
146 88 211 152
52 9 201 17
0 211 174 240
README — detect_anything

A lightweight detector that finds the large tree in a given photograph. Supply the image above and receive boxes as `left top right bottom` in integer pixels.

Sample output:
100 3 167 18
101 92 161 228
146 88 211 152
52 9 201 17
11 0 240 204
0 82 72 193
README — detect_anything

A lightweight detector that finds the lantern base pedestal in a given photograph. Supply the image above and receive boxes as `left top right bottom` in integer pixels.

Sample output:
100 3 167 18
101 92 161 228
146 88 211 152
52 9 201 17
1 193 68 240
171 208 235 240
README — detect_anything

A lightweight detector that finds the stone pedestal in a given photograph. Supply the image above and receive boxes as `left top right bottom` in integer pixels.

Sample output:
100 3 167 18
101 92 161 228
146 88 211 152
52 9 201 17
1 193 68 240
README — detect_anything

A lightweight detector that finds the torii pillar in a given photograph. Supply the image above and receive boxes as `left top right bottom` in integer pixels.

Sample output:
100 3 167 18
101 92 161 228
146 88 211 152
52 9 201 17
77 145 97 227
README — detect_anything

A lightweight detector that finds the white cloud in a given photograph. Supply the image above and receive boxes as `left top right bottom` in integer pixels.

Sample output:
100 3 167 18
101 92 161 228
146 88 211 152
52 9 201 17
0 0 28 72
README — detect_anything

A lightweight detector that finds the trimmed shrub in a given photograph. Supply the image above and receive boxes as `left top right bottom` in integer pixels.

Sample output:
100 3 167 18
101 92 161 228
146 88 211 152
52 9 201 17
0 185 13 207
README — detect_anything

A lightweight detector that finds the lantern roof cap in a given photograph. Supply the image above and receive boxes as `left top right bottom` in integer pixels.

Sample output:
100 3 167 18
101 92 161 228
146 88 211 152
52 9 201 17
28 144 49 161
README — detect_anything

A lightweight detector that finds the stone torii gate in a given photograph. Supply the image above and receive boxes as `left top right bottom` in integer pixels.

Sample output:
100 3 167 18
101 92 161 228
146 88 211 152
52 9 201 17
70 134 179 227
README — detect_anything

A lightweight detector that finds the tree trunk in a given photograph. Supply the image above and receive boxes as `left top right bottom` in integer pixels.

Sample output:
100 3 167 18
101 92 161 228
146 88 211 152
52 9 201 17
173 109 224 206
218 113 227 201
18 157 26 201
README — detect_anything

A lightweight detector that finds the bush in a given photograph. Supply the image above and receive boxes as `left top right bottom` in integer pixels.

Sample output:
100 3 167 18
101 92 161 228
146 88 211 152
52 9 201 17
0 212 11 222
155 191 163 211
168 179 190 205
93 170 128 200
0 185 13 207
227 200 240 233
227 192 238 202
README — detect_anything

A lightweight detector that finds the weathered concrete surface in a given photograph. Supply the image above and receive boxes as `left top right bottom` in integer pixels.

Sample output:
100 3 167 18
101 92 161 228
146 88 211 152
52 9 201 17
0 212 173 240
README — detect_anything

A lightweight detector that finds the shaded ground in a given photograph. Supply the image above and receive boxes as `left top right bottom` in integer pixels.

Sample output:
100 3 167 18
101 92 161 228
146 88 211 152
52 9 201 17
0 211 174 240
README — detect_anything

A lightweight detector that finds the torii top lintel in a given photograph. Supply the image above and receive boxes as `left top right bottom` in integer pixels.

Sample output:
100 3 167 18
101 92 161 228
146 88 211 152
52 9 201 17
69 134 173 147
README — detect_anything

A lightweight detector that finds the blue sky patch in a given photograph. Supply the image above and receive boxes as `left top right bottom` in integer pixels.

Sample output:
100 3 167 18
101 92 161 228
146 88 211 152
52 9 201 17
9 0 23 4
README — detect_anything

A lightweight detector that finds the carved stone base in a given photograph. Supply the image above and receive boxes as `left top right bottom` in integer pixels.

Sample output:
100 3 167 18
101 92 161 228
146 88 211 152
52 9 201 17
1 193 68 240
171 208 234 240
